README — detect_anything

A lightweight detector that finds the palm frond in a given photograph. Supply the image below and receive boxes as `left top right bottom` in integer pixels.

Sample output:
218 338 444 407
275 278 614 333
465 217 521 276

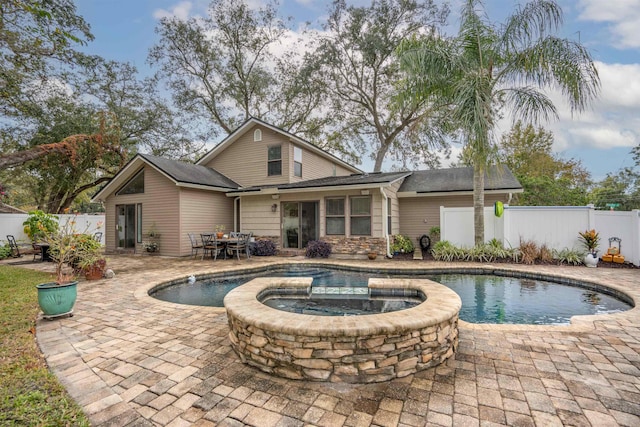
499 36 600 112
500 0 563 54
498 86 557 123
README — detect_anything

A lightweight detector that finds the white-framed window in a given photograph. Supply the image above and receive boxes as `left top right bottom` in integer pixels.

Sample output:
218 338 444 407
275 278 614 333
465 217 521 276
268 145 282 176
254 128 262 142
325 197 345 235
294 146 302 177
350 195 371 235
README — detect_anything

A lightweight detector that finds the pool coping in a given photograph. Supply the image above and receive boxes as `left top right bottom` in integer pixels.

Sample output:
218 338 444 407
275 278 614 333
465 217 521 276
136 260 639 333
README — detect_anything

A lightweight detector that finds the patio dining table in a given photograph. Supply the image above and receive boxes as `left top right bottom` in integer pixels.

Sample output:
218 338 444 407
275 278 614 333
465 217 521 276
200 234 241 260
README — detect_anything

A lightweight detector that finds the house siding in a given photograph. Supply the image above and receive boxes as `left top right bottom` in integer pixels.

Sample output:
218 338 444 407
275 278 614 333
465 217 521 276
239 188 388 254
290 143 352 182
179 188 234 256
203 124 352 187
399 194 508 241
103 165 180 255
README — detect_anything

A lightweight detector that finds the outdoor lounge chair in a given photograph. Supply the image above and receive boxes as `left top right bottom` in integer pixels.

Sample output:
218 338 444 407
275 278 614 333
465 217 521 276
6 235 21 258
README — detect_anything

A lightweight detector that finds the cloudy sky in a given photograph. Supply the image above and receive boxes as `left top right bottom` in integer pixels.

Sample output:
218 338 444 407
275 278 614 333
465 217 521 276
75 0 639 180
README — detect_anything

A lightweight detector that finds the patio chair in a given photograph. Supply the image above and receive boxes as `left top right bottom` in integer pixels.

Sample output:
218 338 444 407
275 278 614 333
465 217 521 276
6 235 21 258
227 232 251 260
32 242 43 261
188 233 203 258
201 233 225 260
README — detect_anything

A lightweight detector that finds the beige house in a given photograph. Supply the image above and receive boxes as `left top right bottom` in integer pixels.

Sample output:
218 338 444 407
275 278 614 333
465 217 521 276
93 118 522 257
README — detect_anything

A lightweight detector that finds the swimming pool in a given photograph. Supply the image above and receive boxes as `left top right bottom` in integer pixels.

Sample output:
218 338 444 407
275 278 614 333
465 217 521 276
150 266 631 325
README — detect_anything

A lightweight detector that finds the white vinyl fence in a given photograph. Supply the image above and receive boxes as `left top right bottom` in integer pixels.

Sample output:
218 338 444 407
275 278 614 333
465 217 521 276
441 205 640 266
0 213 106 244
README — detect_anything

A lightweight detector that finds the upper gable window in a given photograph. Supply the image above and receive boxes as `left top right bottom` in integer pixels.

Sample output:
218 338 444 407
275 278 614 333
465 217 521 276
294 146 302 177
254 129 262 142
116 170 144 195
268 145 282 176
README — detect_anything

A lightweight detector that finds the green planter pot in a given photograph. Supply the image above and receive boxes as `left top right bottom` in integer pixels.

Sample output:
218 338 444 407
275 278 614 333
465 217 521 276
36 281 78 319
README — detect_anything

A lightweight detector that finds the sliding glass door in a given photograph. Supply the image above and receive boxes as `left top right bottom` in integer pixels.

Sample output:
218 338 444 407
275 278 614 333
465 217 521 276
283 201 318 249
116 204 136 249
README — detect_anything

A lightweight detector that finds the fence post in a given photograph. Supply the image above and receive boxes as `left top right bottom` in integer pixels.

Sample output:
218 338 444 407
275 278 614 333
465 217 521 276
632 210 640 267
587 204 595 230
439 206 445 241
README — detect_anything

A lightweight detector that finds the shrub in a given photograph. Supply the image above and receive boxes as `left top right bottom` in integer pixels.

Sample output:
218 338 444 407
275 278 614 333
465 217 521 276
305 240 332 258
538 244 554 264
391 234 414 253
519 239 539 265
249 239 277 256
553 248 584 265
431 240 463 262
0 244 11 260
432 240 520 263
23 210 58 242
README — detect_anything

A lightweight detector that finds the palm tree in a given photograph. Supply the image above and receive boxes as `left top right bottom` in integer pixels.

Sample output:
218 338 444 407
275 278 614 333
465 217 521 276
399 0 600 245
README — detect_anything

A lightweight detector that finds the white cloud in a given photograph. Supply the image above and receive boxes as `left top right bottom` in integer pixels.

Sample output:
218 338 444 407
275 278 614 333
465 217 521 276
153 1 193 21
576 0 640 49
497 61 640 154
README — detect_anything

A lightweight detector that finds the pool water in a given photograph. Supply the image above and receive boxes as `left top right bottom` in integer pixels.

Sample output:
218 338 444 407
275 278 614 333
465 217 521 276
150 267 631 325
262 297 422 316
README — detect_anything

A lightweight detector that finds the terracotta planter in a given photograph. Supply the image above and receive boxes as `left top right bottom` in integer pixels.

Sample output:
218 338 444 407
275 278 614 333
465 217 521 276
85 266 104 280
367 252 377 260
216 232 224 239
36 281 78 319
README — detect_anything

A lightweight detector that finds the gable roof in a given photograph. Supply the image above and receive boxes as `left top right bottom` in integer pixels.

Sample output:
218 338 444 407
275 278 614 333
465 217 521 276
227 171 411 196
139 154 239 189
195 117 362 174
92 153 239 201
398 165 522 195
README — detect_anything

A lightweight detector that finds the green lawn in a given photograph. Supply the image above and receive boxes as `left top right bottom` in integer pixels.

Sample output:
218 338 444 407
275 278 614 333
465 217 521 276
0 265 89 426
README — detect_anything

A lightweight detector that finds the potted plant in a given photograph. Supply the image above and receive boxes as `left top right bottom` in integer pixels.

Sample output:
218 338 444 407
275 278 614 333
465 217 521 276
578 229 600 268
23 210 58 242
36 218 103 318
72 234 107 280
215 224 226 239
81 258 107 280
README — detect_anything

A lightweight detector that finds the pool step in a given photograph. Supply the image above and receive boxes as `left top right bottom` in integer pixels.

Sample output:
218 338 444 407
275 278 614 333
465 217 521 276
312 286 368 296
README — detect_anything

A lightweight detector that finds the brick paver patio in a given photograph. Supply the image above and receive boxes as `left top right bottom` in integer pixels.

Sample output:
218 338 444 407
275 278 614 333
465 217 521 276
18 256 640 426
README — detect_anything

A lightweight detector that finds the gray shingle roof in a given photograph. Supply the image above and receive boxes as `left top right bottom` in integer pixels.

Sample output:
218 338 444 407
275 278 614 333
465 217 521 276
140 154 239 189
233 171 411 193
399 165 522 193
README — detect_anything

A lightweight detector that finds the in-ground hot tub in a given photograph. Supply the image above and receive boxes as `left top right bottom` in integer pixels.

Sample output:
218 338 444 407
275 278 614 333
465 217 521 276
224 277 462 383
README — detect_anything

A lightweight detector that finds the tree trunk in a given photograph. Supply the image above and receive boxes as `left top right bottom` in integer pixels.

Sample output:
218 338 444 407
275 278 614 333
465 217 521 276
473 163 485 246
0 135 95 170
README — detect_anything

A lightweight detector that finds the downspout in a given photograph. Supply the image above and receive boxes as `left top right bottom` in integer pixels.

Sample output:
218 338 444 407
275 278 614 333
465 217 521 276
380 187 392 258
233 197 240 232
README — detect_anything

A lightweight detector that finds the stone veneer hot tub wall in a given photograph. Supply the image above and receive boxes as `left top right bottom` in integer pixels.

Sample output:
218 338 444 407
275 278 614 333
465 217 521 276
224 277 462 383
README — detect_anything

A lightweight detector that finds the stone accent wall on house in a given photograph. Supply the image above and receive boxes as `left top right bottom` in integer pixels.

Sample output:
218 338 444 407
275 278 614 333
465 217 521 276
321 236 387 256
225 277 462 383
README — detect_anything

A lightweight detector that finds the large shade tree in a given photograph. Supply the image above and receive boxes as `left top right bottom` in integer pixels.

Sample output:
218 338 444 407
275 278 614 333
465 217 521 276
498 121 591 206
148 0 340 154
400 0 600 244
0 55 195 213
0 0 92 115
313 0 450 171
